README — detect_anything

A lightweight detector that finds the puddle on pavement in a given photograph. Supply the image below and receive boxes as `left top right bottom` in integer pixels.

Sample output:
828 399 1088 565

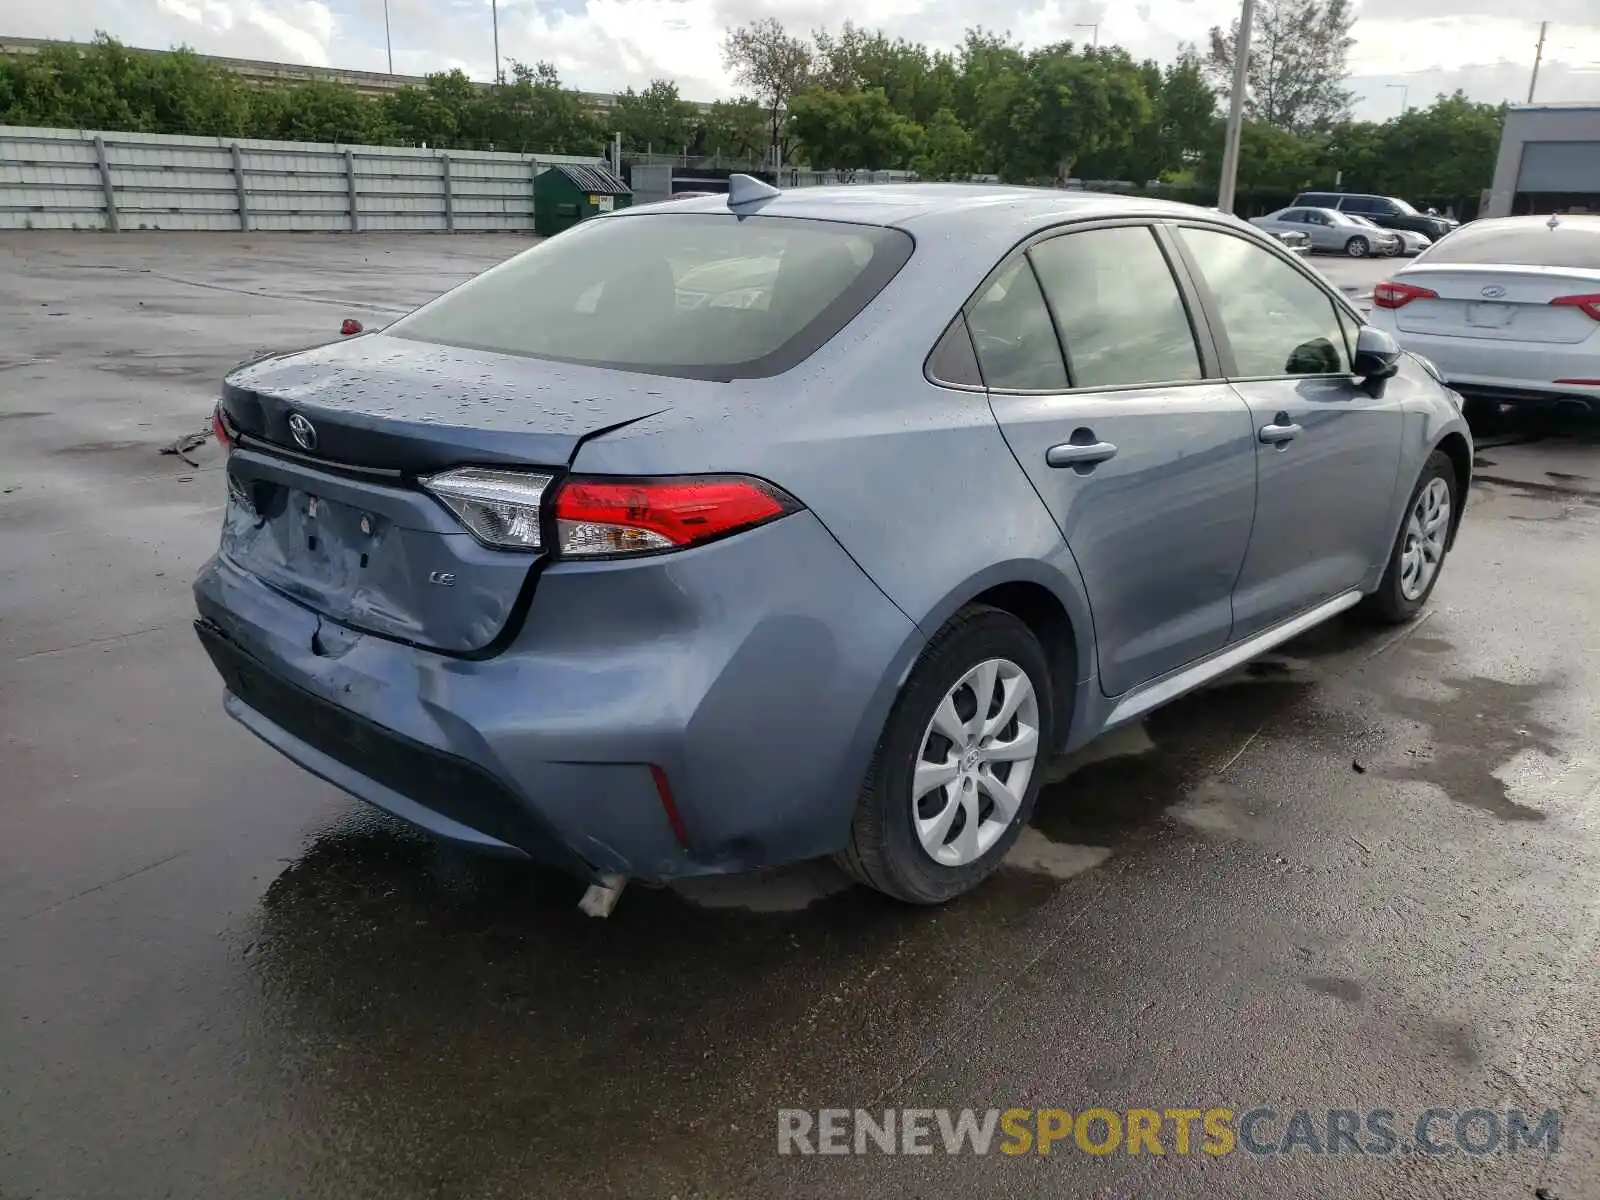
1376 672 1561 822
670 859 855 912
1031 675 1320 847
1003 827 1110 880
1169 777 1261 838
241 809 1069 1195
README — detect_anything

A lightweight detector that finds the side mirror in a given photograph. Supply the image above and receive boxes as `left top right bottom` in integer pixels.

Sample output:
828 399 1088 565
1353 325 1401 396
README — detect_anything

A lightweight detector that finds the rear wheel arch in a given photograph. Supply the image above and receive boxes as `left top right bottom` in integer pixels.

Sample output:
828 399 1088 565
967 581 1079 737
1434 431 1472 547
911 563 1094 742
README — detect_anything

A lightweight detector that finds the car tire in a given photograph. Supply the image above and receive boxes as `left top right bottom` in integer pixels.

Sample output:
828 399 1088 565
1346 236 1370 258
838 605 1054 905
1361 450 1458 624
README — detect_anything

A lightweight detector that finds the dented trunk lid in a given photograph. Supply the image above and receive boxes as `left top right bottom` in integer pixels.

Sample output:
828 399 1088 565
216 333 680 654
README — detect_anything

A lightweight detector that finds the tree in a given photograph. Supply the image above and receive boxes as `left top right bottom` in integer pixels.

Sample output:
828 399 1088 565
910 108 976 180
980 43 1153 184
953 29 1026 139
787 86 920 172
1378 92 1504 206
483 61 602 154
1158 53 1218 173
1318 118 1386 192
1203 0 1355 135
722 18 812 162
811 23 958 125
698 96 768 159
383 82 461 147
260 80 388 144
1198 119 1319 193
1 35 255 136
613 79 693 154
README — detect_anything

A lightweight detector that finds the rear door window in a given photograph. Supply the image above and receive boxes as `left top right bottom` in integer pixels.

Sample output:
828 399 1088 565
1028 226 1203 388
388 213 913 381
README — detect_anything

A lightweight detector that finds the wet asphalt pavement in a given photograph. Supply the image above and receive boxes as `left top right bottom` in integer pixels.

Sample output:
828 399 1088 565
2 234 1598 1200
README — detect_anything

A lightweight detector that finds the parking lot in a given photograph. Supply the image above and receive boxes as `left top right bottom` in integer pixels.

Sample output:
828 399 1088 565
2 233 1598 1199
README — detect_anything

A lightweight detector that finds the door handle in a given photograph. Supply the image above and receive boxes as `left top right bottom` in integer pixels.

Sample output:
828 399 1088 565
1046 440 1118 468
1258 422 1302 445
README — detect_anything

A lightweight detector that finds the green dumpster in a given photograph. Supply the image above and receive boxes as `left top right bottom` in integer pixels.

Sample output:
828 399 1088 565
534 164 633 236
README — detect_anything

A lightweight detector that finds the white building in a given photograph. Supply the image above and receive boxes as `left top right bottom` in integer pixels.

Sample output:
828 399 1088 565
1484 102 1600 218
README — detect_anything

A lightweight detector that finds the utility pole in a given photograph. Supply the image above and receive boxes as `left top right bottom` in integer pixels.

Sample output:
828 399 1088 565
382 0 393 74
1074 23 1099 49
492 0 503 84
1385 83 1408 115
1216 0 1256 215
1528 21 1548 103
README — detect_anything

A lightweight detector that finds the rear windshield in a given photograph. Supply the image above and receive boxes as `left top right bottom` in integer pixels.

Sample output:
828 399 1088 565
388 213 913 381
1417 219 1600 269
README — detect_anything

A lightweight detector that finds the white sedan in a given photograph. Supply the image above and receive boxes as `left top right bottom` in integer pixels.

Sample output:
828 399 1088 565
1348 214 1431 256
1367 214 1600 412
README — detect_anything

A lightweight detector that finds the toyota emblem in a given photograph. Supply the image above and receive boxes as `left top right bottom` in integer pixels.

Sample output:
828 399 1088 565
1480 285 1507 299
287 412 317 451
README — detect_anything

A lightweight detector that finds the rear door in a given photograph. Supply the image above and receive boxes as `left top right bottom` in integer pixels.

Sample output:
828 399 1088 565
976 222 1258 697
1303 210 1341 252
1172 224 1404 639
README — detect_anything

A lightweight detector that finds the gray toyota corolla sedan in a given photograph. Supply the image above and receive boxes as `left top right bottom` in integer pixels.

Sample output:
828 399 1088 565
195 179 1473 907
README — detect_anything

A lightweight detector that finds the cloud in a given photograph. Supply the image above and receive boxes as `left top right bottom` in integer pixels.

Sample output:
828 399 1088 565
243 0 334 65
5 0 1599 119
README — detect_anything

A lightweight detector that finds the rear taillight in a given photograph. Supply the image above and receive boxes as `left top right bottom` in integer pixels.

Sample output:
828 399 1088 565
211 403 232 452
553 475 801 558
1373 281 1439 309
423 467 554 551
1550 294 1600 321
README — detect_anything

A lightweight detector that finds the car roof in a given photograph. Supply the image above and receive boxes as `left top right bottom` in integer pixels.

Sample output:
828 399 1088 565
609 182 1228 241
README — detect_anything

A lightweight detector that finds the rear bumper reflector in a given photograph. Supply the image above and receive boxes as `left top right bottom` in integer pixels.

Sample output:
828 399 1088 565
650 764 691 850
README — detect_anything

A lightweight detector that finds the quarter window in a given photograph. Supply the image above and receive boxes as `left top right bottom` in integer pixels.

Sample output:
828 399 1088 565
1029 227 1202 388
1178 227 1351 378
965 259 1069 391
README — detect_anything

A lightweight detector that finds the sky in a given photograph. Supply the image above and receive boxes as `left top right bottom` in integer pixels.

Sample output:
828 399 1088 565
2 0 1598 120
